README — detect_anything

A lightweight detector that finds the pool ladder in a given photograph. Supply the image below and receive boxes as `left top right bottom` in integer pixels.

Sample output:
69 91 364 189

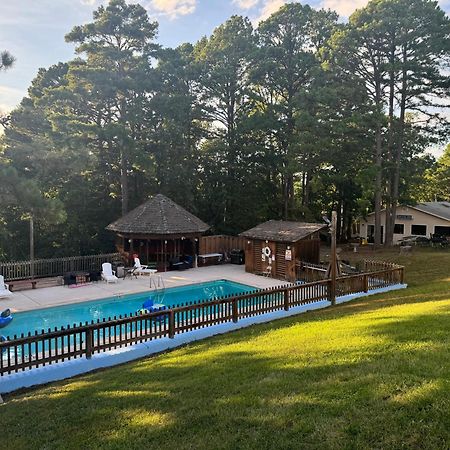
150 273 165 291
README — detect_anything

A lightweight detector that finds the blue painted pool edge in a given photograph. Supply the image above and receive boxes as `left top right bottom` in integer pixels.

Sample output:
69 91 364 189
0 283 407 394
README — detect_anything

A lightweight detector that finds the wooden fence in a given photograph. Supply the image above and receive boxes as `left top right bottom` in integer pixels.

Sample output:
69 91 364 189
199 235 245 255
0 253 122 281
296 261 328 282
363 260 403 273
0 265 404 376
297 259 403 283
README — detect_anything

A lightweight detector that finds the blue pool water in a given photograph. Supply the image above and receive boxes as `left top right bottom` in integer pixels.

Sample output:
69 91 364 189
3 280 254 338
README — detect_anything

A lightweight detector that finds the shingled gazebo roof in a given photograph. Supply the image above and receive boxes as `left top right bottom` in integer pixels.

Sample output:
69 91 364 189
106 194 210 236
240 220 326 243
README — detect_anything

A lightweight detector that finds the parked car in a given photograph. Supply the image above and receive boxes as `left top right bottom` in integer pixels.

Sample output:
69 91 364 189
398 235 430 246
430 234 450 248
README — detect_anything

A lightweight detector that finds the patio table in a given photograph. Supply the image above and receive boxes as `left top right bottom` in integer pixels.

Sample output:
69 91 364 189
198 253 223 267
123 267 138 279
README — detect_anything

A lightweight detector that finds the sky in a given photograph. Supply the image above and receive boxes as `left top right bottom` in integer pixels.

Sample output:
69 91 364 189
0 0 449 147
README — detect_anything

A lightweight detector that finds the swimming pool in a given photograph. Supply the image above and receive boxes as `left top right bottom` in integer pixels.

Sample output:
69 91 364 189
3 280 254 338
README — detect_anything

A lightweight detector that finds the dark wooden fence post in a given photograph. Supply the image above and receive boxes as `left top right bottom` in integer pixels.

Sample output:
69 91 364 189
327 279 335 304
400 267 404 284
85 328 93 359
232 298 238 323
363 274 369 293
284 289 289 311
168 310 175 339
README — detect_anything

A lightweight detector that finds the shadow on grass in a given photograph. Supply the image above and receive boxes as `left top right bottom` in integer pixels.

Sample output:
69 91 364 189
2 294 450 449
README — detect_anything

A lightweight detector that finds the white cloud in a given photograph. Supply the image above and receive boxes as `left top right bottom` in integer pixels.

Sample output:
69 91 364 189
0 85 24 114
321 0 449 18
321 0 368 17
150 0 196 19
77 0 198 20
233 0 260 9
255 0 287 23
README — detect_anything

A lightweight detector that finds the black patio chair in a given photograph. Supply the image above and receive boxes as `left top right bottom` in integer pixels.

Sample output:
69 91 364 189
63 273 77 286
89 271 101 282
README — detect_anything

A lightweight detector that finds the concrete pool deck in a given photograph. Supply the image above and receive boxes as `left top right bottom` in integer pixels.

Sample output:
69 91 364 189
1 265 289 313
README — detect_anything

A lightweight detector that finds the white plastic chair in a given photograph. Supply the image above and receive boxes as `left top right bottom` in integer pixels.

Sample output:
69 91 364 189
0 275 12 298
101 263 119 283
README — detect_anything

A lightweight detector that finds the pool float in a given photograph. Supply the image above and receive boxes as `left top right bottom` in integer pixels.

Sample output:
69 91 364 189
0 309 13 329
143 298 154 310
138 298 167 321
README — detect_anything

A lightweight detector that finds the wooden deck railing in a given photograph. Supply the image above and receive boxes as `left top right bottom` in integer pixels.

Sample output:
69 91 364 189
0 266 404 376
296 262 329 282
0 253 122 281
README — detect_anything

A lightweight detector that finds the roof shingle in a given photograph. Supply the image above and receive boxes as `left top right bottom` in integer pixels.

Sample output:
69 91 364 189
106 194 210 235
240 220 326 243
413 202 450 221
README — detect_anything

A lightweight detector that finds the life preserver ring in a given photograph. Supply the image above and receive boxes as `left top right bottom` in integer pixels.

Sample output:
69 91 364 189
262 246 271 258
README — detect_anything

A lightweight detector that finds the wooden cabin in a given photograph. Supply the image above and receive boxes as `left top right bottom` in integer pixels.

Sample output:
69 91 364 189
240 220 326 282
106 194 210 271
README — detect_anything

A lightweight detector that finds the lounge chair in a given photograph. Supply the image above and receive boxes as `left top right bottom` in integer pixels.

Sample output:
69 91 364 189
0 275 12 298
134 258 157 276
169 257 189 271
101 263 119 283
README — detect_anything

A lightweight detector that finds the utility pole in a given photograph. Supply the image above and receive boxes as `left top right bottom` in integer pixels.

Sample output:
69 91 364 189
329 210 337 305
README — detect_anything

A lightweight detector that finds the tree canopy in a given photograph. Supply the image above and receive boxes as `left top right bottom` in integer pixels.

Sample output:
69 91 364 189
0 0 449 260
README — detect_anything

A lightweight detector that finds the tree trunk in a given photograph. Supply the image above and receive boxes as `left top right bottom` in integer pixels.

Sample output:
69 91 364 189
336 199 342 243
374 122 383 247
384 37 397 246
385 44 408 246
283 93 295 220
283 175 289 220
301 172 306 206
120 148 129 216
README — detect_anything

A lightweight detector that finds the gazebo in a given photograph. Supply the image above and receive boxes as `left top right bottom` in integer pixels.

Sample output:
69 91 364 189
106 194 210 271
240 220 326 281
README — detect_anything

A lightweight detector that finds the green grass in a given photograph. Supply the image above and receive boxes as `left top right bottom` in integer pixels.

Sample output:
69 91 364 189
2 249 450 449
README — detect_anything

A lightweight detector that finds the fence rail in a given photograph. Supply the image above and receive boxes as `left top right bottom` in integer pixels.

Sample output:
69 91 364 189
0 265 404 376
0 253 122 281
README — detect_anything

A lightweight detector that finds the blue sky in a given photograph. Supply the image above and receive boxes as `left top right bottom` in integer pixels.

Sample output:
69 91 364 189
0 0 449 115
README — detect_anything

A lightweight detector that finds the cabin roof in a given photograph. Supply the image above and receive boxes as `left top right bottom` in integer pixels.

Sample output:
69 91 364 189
365 202 450 222
240 220 327 243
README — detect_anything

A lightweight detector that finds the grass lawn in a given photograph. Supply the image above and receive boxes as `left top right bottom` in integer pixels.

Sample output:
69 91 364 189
1 248 450 449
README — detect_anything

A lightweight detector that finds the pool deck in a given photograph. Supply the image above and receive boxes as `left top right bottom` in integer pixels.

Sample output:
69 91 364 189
1 265 289 313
